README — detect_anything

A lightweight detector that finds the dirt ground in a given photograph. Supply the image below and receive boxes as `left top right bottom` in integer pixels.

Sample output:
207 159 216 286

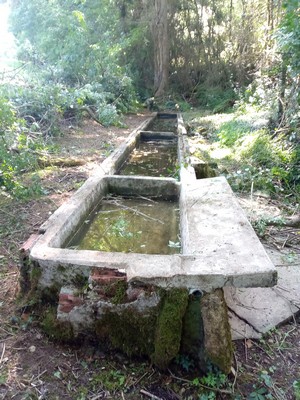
0 113 300 400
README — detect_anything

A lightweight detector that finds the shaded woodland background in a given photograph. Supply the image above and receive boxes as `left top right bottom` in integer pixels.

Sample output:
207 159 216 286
0 0 299 198
0 0 299 199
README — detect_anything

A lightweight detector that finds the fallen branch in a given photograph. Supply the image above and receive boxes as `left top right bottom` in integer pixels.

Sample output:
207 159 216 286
0 343 5 364
37 156 86 168
266 214 300 228
105 199 164 225
168 370 233 395
80 105 103 126
140 389 163 400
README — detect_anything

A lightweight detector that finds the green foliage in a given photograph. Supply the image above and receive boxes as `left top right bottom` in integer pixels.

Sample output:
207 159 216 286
175 354 195 372
0 71 139 198
196 86 237 113
293 380 300 400
200 371 227 388
253 217 285 238
10 0 117 84
287 147 300 186
3 80 135 134
217 120 252 146
277 0 300 75
0 98 15 134
91 369 126 392
238 131 290 167
218 119 298 195
248 387 268 400
193 369 229 400
240 73 279 114
98 104 119 127
247 369 286 400
8 0 139 134
0 92 45 198
0 370 8 385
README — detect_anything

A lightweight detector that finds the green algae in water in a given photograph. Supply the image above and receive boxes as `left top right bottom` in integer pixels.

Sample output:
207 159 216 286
119 141 178 177
68 197 180 255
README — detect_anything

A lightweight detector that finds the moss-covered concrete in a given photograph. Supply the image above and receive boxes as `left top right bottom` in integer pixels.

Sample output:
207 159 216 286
42 307 75 342
152 288 189 369
95 303 159 357
181 292 206 371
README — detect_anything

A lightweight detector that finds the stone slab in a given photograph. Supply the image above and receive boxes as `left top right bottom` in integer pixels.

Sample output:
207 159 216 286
225 265 300 340
228 311 261 340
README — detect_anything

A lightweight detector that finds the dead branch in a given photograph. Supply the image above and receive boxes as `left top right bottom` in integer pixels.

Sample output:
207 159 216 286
37 156 86 168
140 389 163 400
168 370 233 395
105 199 164 225
80 105 103 126
266 214 300 228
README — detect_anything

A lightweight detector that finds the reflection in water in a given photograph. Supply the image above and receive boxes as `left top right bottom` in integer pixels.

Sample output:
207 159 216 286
147 118 177 133
67 197 180 255
119 141 178 177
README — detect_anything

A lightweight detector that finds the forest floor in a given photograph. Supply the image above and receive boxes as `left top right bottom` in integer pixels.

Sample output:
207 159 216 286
0 111 300 400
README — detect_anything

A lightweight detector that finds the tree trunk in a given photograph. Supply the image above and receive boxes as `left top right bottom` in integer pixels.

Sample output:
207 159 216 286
278 58 287 124
152 0 169 98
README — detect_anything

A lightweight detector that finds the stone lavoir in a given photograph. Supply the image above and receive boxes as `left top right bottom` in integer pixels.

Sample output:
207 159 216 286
19 113 277 373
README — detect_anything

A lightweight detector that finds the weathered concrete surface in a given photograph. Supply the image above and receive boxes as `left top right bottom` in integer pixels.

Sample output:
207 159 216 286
28 174 276 293
201 289 233 374
180 177 277 288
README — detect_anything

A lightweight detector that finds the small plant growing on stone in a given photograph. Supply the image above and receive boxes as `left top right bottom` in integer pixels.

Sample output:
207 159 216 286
175 354 194 371
168 240 181 249
294 380 300 400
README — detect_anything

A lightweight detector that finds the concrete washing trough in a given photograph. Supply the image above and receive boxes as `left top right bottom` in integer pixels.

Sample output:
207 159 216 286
20 113 277 373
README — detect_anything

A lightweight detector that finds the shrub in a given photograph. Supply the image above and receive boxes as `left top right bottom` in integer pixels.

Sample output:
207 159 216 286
0 93 43 198
98 104 119 127
196 86 237 113
237 130 290 167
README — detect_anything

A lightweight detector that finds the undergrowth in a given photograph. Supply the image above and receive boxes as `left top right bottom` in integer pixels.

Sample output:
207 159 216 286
0 74 139 198
186 105 300 200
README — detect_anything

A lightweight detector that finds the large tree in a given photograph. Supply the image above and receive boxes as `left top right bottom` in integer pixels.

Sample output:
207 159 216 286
9 0 284 101
152 0 169 97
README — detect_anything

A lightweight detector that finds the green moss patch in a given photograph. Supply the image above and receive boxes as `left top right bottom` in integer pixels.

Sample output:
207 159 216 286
95 304 159 357
152 288 189 369
181 292 206 371
41 307 75 342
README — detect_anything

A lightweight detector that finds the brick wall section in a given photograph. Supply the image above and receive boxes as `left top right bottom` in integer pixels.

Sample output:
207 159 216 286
58 289 83 313
89 268 127 285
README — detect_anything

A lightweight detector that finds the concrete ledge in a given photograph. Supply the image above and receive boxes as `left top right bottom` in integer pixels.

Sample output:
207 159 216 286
180 177 277 288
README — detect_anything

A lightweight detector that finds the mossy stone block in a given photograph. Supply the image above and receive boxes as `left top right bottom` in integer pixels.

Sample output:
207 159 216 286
42 307 75 342
200 289 233 374
152 288 189 369
95 304 159 357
